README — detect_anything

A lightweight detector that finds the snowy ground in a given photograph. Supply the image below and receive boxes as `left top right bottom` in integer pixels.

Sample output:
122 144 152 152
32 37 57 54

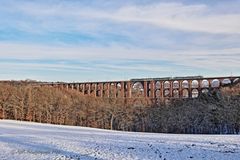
0 120 239 160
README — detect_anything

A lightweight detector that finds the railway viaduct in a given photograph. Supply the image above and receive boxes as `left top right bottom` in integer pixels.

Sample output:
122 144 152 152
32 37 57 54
44 76 240 101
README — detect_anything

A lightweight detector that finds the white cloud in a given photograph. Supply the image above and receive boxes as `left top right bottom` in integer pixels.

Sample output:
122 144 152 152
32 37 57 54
2 1 240 34
0 42 239 71
107 3 240 34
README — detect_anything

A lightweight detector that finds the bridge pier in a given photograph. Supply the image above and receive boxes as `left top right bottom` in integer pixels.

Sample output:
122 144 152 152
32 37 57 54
150 80 155 99
143 81 148 98
127 81 132 98
121 81 125 98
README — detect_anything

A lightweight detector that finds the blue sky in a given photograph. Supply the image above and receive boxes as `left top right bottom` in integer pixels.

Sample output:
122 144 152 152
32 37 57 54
0 0 239 82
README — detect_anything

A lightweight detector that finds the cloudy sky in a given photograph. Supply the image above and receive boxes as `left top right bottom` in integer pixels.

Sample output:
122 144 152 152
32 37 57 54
0 0 239 82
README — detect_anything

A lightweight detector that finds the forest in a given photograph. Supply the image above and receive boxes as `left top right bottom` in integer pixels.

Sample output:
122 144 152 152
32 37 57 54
0 81 239 134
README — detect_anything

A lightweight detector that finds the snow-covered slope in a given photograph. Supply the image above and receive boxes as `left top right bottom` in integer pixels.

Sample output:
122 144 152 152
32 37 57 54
0 120 239 160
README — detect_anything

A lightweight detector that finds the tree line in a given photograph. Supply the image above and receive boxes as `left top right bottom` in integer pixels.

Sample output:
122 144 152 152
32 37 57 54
0 82 239 134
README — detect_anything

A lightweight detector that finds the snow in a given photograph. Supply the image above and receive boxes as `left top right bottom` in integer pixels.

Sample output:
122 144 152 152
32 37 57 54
0 120 239 160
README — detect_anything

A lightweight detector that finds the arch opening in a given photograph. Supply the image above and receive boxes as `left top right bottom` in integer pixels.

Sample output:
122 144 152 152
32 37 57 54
117 83 121 89
191 80 199 88
79 84 84 92
164 81 170 89
116 83 122 97
201 80 209 88
192 89 199 98
164 89 170 97
156 81 161 89
222 78 231 85
173 89 179 98
211 79 220 88
97 84 101 90
182 89 189 98
132 82 144 97
103 83 108 90
173 81 179 89
109 83 117 98
156 89 161 97
182 80 189 88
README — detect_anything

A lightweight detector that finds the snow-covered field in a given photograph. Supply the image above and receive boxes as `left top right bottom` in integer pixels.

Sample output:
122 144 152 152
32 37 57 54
0 120 239 160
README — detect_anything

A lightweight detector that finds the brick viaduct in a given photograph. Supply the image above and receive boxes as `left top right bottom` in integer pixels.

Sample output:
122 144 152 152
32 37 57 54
44 76 240 101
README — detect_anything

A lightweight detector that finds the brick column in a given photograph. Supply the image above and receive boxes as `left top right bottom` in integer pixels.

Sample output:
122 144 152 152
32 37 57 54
121 81 125 98
107 83 110 98
87 84 90 95
100 83 104 97
179 80 182 98
160 81 164 99
170 81 173 97
76 84 79 91
208 79 212 88
82 84 85 95
144 81 148 98
150 80 155 98
94 83 97 97
188 80 192 98
113 83 117 98
127 81 132 98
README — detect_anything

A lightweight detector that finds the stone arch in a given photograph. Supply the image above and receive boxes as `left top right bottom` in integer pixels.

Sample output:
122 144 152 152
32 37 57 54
103 83 108 90
103 83 109 97
132 82 144 97
182 89 189 98
117 83 121 89
173 89 179 98
110 83 116 90
164 81 170 89
164 89 170 97
155 89 161 97
95 83 101 97
211 79 220 88
163 81 170 89
191 80 199 88
73 84 79 90
109 83 116 97
222 78 231 85
182 80 189 88
155 81 161 89
148 82 153 97
85 84 90 90
192 89 199 98
173 81 179 89
79 84 84 92
116 83 122 97
132 82 143 90
91 83 96 91
85 84 90 94
96 83 101 90
201 80 209 88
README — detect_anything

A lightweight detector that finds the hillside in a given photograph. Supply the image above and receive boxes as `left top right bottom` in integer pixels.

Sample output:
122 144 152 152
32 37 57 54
0 120 239 160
